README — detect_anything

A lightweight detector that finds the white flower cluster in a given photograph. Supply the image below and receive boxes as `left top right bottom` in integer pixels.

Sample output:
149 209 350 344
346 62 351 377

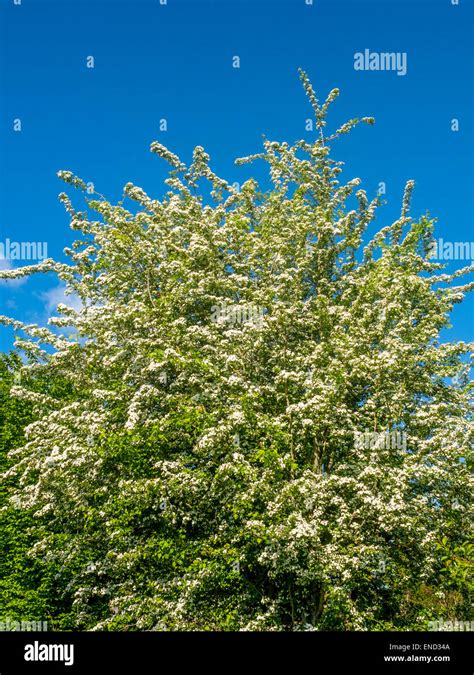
2 70 472 632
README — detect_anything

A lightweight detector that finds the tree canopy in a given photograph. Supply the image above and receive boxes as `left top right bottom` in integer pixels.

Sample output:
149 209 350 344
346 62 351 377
0 71 472 631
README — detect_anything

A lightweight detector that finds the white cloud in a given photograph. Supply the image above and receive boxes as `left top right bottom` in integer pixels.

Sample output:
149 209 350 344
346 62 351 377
40 284 83 317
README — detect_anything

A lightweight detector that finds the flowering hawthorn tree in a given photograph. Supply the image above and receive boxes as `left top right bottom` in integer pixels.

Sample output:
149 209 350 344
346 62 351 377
1 71 473 631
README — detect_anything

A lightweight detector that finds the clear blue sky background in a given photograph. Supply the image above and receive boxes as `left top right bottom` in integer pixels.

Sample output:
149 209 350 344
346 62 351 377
0 0 472 353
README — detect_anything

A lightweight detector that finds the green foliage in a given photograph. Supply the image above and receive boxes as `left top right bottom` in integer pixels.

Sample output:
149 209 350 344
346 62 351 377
0 72 472 631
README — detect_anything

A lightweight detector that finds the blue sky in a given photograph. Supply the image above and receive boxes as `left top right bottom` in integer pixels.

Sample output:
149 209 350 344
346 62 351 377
0 0 472 353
